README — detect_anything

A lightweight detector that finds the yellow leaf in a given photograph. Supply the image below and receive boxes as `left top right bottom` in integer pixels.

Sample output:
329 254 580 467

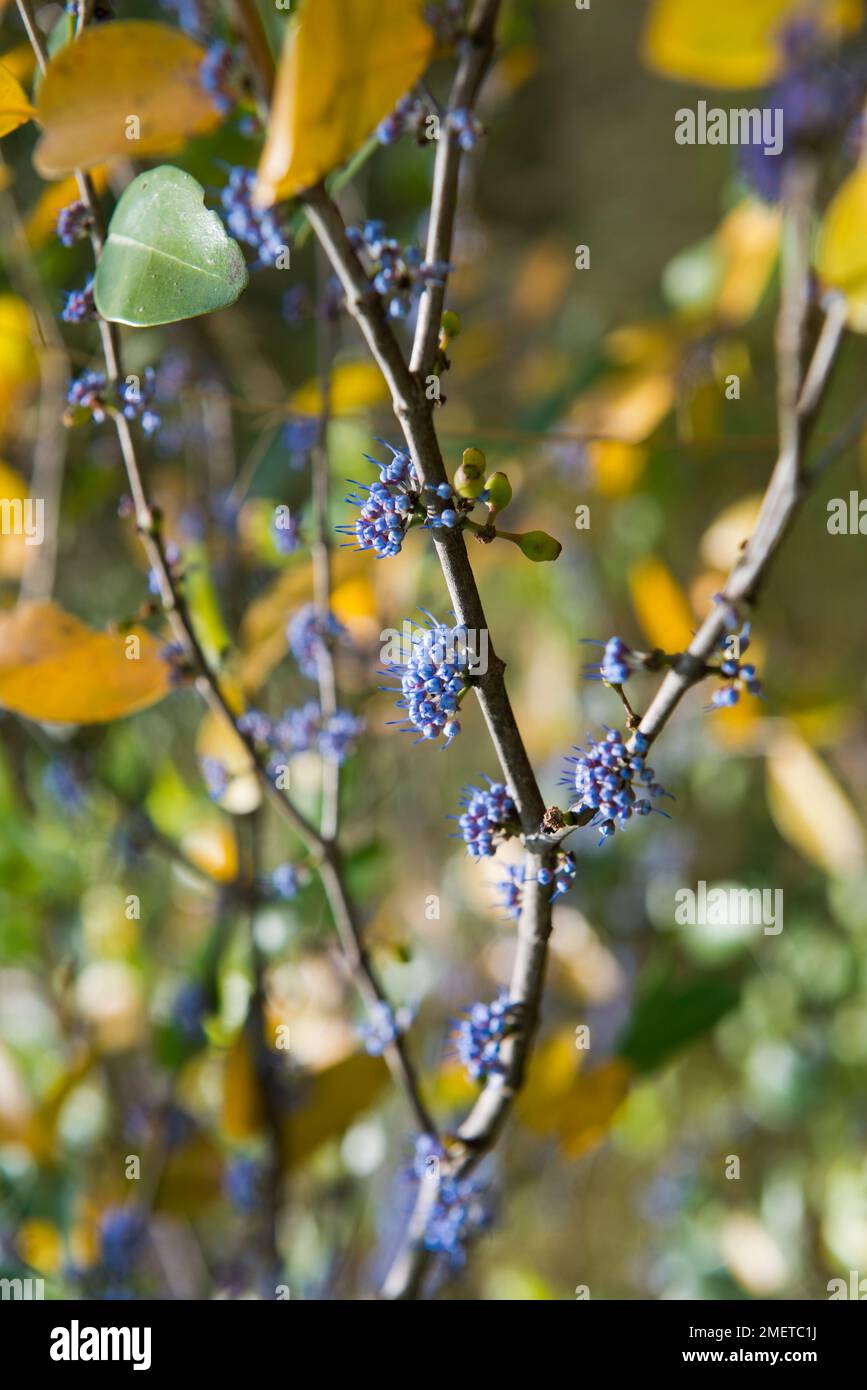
588 440 647 497
0 44 37 86
568 369 674 445
0 601 172 723
699 492 763 570
816 166 867 332
281 1050 388 1169
33 23 221 177
642 0 862 88
157 1135 223 1214
766 728 866 875
26 168 109 248
518 1032 631 1159
180 821 239 884
289 360 389 417
16 1220 62 1276
713 199 781 326
0 459 32 580
0 60 35 138
255 0 434 206
628 558 695 652
222 1033 263 1140
0 294 38 435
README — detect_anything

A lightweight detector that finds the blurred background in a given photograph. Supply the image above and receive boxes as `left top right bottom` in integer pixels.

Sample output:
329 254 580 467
1 0 867 1299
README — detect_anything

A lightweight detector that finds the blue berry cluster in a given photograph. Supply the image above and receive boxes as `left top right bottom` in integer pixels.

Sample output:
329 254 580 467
200 40 236 115
563 727 672 847
61 278 96 323
338 443 458 557
56 199 91 246
454 990 520 1082
346 220 450 319
456 778 517 857
286 604 348 679
358 1001 413 1056
219 167 286 267
381 615 471 744
66 369 107 424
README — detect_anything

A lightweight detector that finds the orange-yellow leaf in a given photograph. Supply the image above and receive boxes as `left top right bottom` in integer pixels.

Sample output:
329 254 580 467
816 166 867 332
0 601 172 723
518 1031 632 1159
0 60 35 138
281 1051 388 1170
628 558 695 652
0 459 32 580
568 369 674 445
588 440 648 497
34 23 221 177
643 0 862 89
766 729 866 875
255 0 434 206
714 199 781 326
289 360 388 417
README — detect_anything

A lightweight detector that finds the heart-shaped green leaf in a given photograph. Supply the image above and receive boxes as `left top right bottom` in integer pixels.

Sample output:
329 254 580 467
93 166 248 327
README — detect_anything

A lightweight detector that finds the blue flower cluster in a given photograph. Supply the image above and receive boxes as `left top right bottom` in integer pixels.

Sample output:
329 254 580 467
219 166 286 267
376 92 429 144
495 864 526 920
412 1136 491 1268
120 368 161 436
563 727 672 846
286 603 348 679
381 615 471 744
61 278 96 324
337 443 459 558
66 369 107 424
236 701 364 766
271 863 300 900
450 107 484 151
358 1001 413 1056
346 220 450 319
456 778 517 857
56 199 91 247
454 990 520 1082
98 1207 148 1276
708 614 762 709
537 851 577 901
582 634 640 686
200 40 236 115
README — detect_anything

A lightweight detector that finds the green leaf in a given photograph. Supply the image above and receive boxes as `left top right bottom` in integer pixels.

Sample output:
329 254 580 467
93 166 248 327
617 971 739 1073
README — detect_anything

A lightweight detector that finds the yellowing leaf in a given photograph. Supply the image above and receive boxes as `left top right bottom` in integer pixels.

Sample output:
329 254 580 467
289 360 388 417
628 558 695 652
16 1220 62 1276
568 369 674 445
0 459 32 580
222 1033 263 1140
816 166 867 332
281 1050 388 1169
714 198 781 325
155 1135 223 1214
180 822 239 884
766 729 866 875
0 294 38 435
34 22 221 177
255 0 434 206
0 60 35 138
26 168 109 248
0 601 171 723
643 0 862 88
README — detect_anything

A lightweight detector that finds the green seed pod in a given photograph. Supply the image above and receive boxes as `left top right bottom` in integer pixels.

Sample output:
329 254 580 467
460 446 486 478
484 471 513 513
454 464 486 499
441 310 461 339
517 530 562 562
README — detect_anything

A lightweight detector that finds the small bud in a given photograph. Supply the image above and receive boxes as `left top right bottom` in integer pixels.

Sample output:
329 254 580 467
441 310 461 339
454 464 486 499
484 471 512 513
517 530 562 562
